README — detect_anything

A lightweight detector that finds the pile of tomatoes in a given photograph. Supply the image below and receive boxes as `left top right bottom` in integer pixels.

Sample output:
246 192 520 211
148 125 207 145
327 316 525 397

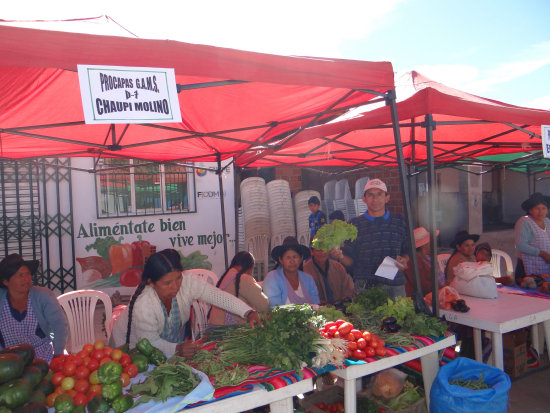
319 320 387 360
46 340 138 408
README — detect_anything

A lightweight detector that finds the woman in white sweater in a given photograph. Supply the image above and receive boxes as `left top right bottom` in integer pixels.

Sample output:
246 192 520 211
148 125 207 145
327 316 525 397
111 249 261 358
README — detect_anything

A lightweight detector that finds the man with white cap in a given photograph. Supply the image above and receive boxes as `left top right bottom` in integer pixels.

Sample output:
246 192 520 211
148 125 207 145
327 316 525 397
334 178 409 297
404 227 443 296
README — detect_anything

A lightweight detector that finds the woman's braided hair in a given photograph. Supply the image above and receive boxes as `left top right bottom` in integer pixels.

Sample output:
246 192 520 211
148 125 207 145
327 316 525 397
125 249 183 345
216 251 254 298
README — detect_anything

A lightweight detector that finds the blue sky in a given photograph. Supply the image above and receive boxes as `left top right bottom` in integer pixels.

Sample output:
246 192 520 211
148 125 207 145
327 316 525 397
4 0 550 109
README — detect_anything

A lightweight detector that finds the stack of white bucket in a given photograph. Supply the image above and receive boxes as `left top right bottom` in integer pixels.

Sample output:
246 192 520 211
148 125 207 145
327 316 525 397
240 177 270 281
294 189 321 247
266 179 296 251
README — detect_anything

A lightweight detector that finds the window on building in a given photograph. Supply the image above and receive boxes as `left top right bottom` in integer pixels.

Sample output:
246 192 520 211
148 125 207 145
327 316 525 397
96 159 195 217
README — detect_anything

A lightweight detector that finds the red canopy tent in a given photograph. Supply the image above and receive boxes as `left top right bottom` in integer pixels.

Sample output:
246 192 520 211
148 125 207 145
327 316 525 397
0 25 395 166
245 71 550 169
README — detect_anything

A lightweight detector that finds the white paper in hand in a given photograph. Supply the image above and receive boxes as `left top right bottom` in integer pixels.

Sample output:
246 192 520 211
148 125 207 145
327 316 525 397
374 256 401 280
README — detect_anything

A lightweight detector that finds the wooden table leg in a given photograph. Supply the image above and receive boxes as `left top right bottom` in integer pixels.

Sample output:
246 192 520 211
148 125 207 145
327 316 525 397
420 350 439 412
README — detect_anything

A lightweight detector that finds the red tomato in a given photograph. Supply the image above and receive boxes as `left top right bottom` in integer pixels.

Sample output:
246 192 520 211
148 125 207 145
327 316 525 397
119 372 131 387
377 338 385 348
75 365 90 380
51 372 65 386
375 347 387 356
344 333 356 342
334 319 346 327
327 325 338 337
50 357 65 373
83 343 94 354
370 334 379 342
352 349 366 359
73 393 88 406
337 322 353 336
88 384 102 395
347 341 358 351
74 379 90 394
119 354 131 368
76 350 88 360
82 357 91 367
69 355 83 367
64 389 77 398
370 339 379 348
87 359 99 372
323 321 337 331
356 337 367 350
99 357 112 366
90 349 104 361
365 347 375 357
111 349 123 361
350 329 363 340
124 363 138 378
103 347 113 357
362 331 372 342
62 361 77 376
333 331 341 338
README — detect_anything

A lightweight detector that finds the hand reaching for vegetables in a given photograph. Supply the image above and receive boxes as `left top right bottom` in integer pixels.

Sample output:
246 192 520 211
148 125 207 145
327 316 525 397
176 339 200 359
245 310 263 328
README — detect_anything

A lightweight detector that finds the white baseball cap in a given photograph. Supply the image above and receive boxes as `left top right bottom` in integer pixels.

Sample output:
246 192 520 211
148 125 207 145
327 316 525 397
363 178 387 194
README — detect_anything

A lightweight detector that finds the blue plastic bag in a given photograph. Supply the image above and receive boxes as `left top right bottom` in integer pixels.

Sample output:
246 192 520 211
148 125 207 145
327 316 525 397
430 357 511 413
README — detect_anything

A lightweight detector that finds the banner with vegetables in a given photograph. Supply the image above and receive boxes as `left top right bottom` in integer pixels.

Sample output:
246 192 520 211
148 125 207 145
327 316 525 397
71 158 235 295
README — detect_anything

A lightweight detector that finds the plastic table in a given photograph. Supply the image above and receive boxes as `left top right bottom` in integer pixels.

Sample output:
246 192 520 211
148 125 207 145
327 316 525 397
439 291 550 370
186 378 313 413
330 335 456 413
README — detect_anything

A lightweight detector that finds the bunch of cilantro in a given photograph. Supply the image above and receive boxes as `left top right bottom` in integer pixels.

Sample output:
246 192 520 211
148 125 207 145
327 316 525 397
311 220 358 252
217 304 322 375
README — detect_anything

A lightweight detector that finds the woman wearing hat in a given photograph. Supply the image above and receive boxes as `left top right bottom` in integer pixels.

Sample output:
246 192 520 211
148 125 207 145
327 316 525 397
404 227 442 297
445 230 480 284
262 237 319 308
515 192 550 277
0 254 69 362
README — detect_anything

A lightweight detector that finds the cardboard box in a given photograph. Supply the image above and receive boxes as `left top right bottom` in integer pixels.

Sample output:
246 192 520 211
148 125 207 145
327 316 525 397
300 386 344 413
503 329 528 378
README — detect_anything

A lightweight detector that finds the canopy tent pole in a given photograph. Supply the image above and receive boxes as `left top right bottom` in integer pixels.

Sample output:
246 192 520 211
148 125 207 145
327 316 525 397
425 115 440 316
386 91 425 312
216 154 229 269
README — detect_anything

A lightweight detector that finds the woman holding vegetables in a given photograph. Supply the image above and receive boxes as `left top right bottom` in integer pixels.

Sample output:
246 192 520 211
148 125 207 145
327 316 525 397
209 251 269 326
110 249 262 358
262 237 320 308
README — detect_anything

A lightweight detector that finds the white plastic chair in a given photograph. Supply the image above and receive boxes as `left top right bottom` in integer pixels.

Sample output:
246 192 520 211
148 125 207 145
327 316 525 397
437 254 451 274
490 249 513 278
57 289 113 353
184 269 219 340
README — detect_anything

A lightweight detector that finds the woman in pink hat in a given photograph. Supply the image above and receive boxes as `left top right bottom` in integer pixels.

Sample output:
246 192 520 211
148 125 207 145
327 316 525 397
404 227 441 296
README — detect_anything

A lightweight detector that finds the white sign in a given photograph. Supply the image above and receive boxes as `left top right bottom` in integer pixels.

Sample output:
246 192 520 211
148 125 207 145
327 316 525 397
543 125 550 159
77 65 182 124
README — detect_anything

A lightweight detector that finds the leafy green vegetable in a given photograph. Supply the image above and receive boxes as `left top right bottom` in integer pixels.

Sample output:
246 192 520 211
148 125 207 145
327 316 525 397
85 236 122 260
450 373 490 390
129 355 199 404
217 304 323 375
213 365 249 387
315 305 347 323
346 293 447 339
311 220 358 252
